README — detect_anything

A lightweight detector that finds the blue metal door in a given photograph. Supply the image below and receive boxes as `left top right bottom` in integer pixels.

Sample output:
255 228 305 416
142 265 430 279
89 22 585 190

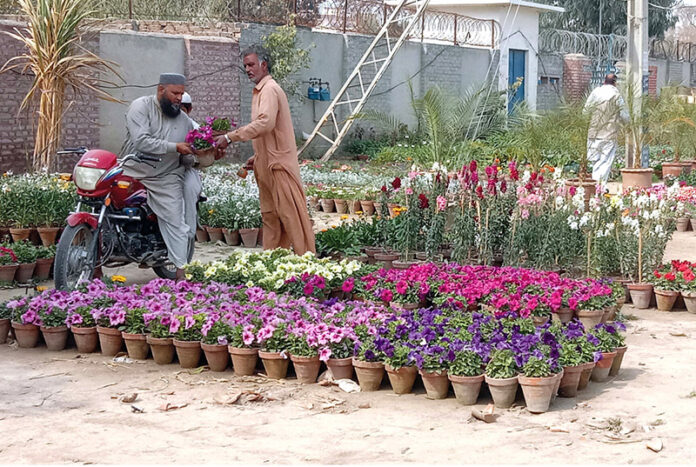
508 49 526 113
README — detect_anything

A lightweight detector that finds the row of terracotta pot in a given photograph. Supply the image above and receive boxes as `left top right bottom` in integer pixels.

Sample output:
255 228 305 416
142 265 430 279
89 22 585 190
675 217 695 233
1 226 61 247
195 226 262 248
0 257 54 284
627 283 696 313
312 198 404 218
1 323 628 413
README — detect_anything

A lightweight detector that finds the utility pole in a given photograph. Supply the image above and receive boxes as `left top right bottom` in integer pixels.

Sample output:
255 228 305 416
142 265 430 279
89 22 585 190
625 0 649 168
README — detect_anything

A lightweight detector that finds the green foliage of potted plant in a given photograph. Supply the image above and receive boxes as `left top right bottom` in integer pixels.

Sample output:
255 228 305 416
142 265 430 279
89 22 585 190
448 349 484 405
484 349 519 408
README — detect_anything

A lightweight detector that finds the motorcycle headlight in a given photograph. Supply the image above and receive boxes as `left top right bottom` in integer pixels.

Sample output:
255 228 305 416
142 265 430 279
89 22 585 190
73 167 106 191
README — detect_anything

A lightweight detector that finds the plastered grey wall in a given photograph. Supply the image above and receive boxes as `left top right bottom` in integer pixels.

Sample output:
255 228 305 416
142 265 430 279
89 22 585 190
238 24 494 158
98 31 186 154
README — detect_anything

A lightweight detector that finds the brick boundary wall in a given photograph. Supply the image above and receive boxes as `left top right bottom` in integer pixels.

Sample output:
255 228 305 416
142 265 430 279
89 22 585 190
562 53 593 102
0 17 243 174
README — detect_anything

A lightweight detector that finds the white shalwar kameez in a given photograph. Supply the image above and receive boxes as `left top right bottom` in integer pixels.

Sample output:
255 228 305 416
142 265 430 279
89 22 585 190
584 84 629 184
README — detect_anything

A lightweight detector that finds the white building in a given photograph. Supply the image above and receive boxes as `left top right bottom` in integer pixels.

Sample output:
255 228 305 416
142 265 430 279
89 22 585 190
422 0 564 110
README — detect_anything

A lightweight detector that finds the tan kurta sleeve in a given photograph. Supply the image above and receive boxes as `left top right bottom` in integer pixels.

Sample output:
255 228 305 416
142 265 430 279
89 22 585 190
229 88 279 142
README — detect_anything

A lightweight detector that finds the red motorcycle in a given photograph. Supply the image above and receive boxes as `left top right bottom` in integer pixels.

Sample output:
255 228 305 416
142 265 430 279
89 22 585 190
55 147 194 290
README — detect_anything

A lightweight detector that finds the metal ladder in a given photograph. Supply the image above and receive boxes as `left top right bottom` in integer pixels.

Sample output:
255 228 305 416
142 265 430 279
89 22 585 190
298 0 431 161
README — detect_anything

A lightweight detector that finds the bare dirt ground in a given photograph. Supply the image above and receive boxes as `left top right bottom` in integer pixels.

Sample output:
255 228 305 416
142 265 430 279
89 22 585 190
2 220 696 463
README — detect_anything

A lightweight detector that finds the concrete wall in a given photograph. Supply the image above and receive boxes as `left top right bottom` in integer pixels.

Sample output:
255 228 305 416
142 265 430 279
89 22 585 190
99 31 186 153
238 23 495 157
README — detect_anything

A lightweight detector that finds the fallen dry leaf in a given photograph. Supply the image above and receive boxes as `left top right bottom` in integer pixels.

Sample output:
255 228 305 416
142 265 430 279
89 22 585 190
669 332 688 337
646 438 663 453
159 402 188 412
120 393 138 403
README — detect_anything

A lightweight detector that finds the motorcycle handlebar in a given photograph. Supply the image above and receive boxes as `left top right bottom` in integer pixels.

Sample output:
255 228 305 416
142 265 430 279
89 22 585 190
57 146 88 155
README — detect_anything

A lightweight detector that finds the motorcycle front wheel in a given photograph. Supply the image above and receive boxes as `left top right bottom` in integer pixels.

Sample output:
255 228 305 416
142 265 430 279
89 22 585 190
55 224 97 290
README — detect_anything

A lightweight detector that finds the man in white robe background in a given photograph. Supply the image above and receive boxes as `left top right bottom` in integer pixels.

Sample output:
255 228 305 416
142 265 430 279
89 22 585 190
584 73 629 184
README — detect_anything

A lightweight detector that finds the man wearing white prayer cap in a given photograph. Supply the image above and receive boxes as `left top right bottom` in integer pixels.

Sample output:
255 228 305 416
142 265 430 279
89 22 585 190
120 72 196 280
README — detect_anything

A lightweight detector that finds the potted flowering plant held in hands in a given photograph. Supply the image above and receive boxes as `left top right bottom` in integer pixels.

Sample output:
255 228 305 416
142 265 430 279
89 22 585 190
186 117 234 168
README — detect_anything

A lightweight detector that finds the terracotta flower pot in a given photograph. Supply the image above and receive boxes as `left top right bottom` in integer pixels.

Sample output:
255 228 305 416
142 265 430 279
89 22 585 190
419 370 449 399
259 350 289 379
691 218 696 232
228 346 259 376
0 264 18 283
36 227 60 247
621 168 653 191
603 305 618 323
654 289 679 312
374 252 399 269
173 339 202 368
577 309 604 330
239 228 259 248
97 326 123 356
147 336 175 365
9 227 31 243
532 315 550 327
559 364 584 398
360 200 375 216
676 217 690 232
11 322 40 348
122 332 149 360
385 364 417 394
0 318 10 344
662 162 685 178
591 351 617 382
326 357 354 380
552 369 563 403
373 201 383 215
320 199 335 213
628 283 653 309
553 307 573 324
72 326 98 353
40 326 69 351
205 226 224 243
201 342 229 372
352 358 385 391
387 203 399 217
348 200 361 214
334 199 349 214
221 228 240 246
609 346 628 377
195 227 209 242
485 374 519 409
449 373 484 405
577 361 595 390
15 262 36 284
681 290 696 313
34 257 54 281
519 374 556 414
290 354 321 384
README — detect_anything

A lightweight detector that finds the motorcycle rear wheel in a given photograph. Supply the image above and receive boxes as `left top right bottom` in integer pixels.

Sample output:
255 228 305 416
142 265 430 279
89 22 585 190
55 224 97 290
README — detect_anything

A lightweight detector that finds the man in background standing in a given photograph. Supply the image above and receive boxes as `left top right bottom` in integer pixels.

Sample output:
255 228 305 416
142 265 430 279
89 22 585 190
215 45 315 255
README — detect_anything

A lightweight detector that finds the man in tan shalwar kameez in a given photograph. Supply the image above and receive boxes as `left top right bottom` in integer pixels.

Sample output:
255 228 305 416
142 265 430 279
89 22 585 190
216 46 315 255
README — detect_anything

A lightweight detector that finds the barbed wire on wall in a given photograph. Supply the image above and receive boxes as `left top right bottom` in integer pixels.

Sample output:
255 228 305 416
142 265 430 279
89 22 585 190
540 28 696 64
1 0 501 49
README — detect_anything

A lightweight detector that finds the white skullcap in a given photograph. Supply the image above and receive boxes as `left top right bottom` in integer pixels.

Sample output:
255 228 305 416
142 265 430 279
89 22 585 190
181 92 192 104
